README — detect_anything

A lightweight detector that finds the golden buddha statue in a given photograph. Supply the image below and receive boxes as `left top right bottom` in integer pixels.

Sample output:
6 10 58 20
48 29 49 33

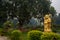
44 14 52 32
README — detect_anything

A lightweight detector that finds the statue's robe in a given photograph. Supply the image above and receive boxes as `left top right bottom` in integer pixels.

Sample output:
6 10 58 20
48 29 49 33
44 15 51 32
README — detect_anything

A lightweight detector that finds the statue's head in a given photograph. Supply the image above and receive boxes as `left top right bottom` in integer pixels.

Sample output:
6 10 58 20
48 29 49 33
44 14 49 19
44 14 51 19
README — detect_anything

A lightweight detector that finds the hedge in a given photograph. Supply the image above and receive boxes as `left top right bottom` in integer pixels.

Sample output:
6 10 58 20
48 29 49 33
27 30 42 40
41 32 60 40
10 30 22 40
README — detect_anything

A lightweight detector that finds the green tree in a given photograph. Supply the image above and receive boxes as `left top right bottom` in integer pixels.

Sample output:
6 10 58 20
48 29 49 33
0 0 56 27
50 6 57 16
0 0 7 27
10 0 51 26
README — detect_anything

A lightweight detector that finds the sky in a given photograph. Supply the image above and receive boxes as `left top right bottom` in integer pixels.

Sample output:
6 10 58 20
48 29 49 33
51 0 60 14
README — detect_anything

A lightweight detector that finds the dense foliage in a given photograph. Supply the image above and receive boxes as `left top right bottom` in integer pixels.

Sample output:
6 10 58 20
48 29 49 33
27 30 42 40
27 30 60 40
10 30 22 40
41 32 60 40
0 0 56 26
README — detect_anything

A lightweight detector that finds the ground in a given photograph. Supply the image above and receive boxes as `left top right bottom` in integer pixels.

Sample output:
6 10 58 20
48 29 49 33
0 36 8 40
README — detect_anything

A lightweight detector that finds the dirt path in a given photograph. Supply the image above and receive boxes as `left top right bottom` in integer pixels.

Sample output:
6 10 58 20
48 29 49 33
0 36 8 40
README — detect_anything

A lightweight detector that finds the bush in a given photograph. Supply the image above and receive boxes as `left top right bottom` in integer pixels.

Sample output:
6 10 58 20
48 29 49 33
27 30 42 40
0 28 8 36
0 28 3 35
7 28 13 36
41 32 60 40
2 21 14 36
3 21 14 29
10 30 22 40
54 33 60 40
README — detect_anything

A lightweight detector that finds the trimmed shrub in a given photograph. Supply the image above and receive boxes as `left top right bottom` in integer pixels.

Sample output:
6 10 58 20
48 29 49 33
41 32 60 40
10 30 22 40
27 30 42 40
54 33 60 40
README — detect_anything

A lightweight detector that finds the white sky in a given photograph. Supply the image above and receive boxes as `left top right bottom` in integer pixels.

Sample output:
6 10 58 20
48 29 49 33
51 0 60 13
